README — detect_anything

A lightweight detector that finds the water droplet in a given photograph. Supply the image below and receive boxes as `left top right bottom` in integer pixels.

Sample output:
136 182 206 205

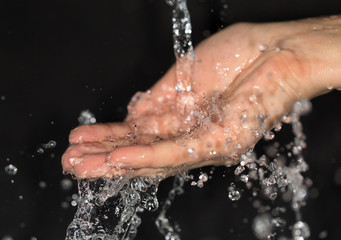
292 221 310 239
240 174 249 183
258 44 267 52
270 192 277 200
209 150 216 155
37 148 44 154
252 214 273 239
318 230 328 239
2 235 14 240
144 197 159 212
78 110 96 125
234 165 245 175
334 167 341 185
4 164 18 175
39 181 47 189
61 201 69 209
199 173 208 182
60 179 73 191
228 183 241 201
263 131 275 141
42 140 56 149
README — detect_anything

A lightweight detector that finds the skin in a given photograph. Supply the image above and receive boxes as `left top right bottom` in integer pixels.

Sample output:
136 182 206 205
62 15 341 179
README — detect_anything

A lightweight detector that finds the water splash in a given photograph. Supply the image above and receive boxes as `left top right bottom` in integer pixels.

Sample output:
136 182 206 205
65 1 316 239
155 174 184 240
65 177 160 240
78 110 96 125
228 99 313 239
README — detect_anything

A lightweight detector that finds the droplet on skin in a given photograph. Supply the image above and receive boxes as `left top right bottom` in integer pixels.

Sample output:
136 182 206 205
258 44 267 52
248 94 257 103
209 150 216 155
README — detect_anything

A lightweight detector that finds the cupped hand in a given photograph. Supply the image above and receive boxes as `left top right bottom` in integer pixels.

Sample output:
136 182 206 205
62 16 341 179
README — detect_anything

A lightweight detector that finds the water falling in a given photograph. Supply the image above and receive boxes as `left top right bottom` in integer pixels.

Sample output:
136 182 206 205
66 177 160 240
227 100 313 240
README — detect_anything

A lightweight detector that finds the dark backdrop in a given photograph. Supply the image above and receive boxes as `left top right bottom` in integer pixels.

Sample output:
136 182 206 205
1 0 341 239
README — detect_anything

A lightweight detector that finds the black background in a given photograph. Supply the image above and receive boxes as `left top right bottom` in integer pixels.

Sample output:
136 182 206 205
1 0 341 239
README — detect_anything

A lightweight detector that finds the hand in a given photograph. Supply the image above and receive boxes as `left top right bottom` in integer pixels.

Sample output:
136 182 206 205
62 15 341 179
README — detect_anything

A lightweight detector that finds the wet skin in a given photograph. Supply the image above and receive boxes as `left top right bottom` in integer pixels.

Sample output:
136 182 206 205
62 16 341 179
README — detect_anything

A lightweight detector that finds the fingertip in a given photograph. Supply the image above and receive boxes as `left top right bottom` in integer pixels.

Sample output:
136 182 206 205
61 152 74 171
69 125 88 144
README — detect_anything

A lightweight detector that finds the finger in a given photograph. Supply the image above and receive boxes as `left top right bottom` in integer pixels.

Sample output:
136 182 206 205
69 122 132 144
105 127 237 170
72 153 129 179
62 134 164 172
62 142 118 171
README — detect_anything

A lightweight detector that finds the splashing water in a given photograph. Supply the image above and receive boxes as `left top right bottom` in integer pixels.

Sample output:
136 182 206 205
78 110 96 125
66 1 315 239
66 176 161 239
226 99 313 239
65 1 195 238
155 174 184 240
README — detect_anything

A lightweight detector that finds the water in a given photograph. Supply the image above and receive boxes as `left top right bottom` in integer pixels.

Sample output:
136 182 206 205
78 110 97 125
66 1 314 239
225 100 313 239
66 177 161 240
4 164 18 176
